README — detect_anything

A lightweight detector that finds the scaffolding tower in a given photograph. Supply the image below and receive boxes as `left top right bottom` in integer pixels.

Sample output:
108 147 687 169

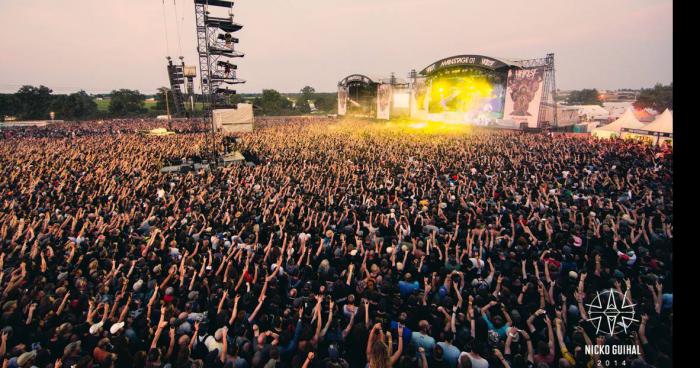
193 0 245 163
166 57 186 116
514 53 557 128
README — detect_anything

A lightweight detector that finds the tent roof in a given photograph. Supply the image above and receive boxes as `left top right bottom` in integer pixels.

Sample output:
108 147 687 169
574 105 609 115
593 108 645 132
641 109 672 134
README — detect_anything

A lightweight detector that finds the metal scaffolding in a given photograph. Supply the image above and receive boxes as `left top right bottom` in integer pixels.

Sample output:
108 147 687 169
516 53 557 128
193 0 245 163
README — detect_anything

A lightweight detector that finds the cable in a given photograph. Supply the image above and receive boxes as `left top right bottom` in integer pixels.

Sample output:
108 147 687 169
173 0 183 57
161 0 171 57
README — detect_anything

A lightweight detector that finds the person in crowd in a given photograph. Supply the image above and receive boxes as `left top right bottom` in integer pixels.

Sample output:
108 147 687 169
0 117 673 368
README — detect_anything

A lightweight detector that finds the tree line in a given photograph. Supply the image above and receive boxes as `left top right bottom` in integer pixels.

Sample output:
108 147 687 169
562 84 672 111
0 84 338 121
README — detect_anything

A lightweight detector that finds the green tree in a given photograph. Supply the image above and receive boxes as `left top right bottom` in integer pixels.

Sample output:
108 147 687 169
154 87 175 112
300 86 315 96
634 83 672 112
295 99 311 114
313 93 337 113
14 85 53 120
253 89 293 116
566 89 601 106
50 91 98 120
0 94 20 121
108 89 147 116
295 86 317 114
229 94 245 105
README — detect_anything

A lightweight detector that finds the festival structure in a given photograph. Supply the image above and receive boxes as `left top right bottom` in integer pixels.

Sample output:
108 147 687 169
338 54 557 129
192 0 254 163
621 109 673 145
591 108 645 138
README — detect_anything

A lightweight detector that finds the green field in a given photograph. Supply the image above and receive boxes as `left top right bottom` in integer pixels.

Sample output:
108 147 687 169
95 99 203 113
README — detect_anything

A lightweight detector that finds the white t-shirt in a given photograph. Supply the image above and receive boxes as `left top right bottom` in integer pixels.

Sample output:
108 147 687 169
204 335 223 352
459 352 489 368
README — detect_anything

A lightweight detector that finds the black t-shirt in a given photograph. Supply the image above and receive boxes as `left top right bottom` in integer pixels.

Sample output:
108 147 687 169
427 356 451 368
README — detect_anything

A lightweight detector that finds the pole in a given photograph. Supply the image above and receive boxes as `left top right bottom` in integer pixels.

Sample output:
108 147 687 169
164 89 171 119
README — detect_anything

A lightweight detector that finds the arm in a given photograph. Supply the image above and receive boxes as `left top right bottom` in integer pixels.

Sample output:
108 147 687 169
189 322 200 351
418 347 428 368
545 317 555 356
342 310 356 340
164 327 176 360
450 305 458 334
302 352 315 368
150 318 168 350
217 290 229 316
494 348 511 368
320 301 334 339
229 295 240 325
220 326 228 363
639 314 649 345
366 323 380 358
390 325 404 366
56 291 71 316
521 329 534 363
248 295 266 323
555 319 575 365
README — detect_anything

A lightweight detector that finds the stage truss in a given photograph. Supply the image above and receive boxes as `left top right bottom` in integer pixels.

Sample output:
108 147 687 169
193 0 245 163
515 53 557 128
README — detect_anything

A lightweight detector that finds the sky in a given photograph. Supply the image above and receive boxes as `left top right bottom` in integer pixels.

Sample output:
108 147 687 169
0 0 672 94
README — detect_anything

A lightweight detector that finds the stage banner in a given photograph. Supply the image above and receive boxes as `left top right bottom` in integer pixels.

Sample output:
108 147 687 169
503 68 544 128
410 78 428 117
377 84 392 120
392 89 410 109
338 86 348 116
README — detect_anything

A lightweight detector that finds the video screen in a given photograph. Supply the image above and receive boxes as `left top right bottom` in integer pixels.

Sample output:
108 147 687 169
428 75 505 122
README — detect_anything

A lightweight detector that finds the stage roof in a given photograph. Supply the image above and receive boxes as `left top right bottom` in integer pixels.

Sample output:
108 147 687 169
419 54 522 76
338 74 378 87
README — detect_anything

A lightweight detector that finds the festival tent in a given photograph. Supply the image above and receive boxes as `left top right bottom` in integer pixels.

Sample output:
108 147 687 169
620 109 672 145
642 109 673 134
568 105 610 122
603 102 633 120
591 108 644 138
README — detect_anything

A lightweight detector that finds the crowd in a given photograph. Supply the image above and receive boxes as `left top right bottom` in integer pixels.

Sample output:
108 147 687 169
0 117 672 368
1 119 207 139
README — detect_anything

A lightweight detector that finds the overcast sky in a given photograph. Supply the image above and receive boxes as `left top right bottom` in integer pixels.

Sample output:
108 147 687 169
0 0 672 94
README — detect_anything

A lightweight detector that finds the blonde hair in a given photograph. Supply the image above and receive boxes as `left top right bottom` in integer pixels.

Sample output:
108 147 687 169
319 259 330 273
368 340 390 368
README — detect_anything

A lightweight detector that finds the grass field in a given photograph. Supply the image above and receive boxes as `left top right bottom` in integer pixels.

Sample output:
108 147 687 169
95 99 203 113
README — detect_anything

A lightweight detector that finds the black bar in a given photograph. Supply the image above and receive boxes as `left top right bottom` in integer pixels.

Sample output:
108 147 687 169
194 0 233 8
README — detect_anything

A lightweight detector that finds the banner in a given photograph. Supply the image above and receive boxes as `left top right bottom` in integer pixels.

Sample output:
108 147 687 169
338 86 348 116
411 79 428 115
213 104 254 133
377 84 392 120
503 68 544 128
393 89 410 109
420 55 509 75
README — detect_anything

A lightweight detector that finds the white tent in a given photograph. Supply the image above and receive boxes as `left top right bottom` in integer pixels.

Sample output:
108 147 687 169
591 108 645 138
641 109 672 134
576 105 610 121
603 102 633 119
